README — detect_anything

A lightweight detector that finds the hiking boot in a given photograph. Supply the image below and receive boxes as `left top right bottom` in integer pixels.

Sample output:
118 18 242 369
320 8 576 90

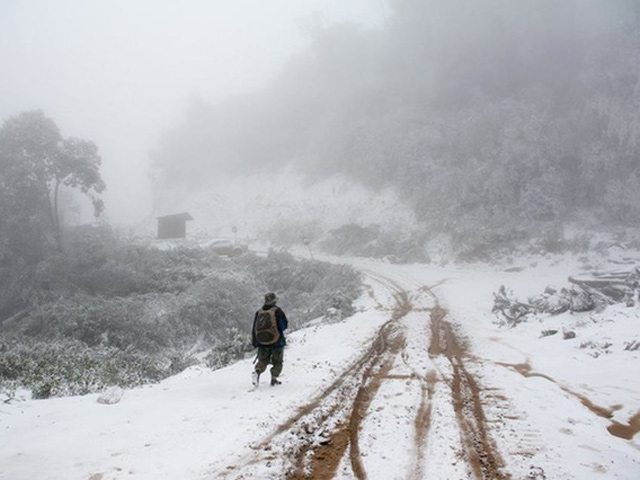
270 377 281 386
251 371 260 388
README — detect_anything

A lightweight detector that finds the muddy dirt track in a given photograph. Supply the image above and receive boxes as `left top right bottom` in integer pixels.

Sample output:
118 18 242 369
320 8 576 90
216 269 511 479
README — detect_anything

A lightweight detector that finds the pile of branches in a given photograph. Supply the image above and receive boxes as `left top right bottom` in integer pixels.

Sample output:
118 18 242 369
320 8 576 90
567 269 640 306
492 268 640 327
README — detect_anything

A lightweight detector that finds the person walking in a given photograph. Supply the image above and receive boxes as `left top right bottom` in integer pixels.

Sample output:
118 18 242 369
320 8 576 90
251 292 288 388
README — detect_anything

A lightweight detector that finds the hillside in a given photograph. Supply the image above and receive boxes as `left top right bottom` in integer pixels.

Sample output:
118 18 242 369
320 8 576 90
150 1 640 255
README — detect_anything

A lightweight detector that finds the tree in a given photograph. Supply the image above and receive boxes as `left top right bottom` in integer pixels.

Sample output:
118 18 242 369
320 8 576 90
51 137 105 242
0 110 105 261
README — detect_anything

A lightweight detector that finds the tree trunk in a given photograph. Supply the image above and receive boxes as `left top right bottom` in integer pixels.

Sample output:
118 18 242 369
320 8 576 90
51 180 62 249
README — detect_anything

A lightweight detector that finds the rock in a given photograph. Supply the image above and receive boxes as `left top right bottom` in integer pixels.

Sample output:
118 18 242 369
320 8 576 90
97 386 124 405
570 290 595 312
543 294 570 314
323 307 342 323
540 329 558 338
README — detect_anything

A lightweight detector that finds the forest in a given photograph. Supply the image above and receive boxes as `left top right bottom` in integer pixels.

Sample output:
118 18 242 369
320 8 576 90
152 0 640 258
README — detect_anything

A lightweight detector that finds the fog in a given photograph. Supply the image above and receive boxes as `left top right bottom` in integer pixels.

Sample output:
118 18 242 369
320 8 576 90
148 0 639 246
0 0 387 225
2 0 638 248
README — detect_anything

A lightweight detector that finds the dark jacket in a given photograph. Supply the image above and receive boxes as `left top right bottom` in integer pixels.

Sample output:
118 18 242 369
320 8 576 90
252 304 288 348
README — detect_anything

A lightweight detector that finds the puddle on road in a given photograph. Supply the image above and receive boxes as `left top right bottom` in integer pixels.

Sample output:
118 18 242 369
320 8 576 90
498 361 639 440
607 410 640 440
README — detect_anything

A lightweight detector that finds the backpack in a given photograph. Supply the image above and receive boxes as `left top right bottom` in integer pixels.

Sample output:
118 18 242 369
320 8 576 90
254 307 280 346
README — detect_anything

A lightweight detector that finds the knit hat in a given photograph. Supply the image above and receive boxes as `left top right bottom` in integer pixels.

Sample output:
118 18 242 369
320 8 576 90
264 292 277 305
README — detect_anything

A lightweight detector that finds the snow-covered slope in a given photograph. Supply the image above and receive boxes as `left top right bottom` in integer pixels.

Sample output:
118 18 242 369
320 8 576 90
1 257 639 479
150 171 418 242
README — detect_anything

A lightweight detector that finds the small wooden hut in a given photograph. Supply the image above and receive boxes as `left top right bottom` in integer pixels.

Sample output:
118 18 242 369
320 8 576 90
156 212 193 239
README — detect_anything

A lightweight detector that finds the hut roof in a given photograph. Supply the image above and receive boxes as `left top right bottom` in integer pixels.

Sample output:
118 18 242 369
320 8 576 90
156 212 193 222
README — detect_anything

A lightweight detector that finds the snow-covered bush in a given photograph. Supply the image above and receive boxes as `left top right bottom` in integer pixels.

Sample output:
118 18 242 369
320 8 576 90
167 351 199 376
0 339 164 398
205 328 253 370
320 223 429 263
18 293 174 352
264 219 324 249
240 249 362 329
170 276 259 344
0 238 363 398
455 227 529 264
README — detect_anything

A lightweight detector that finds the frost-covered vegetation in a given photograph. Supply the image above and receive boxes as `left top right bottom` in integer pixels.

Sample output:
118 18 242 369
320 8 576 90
151 1 640 261
0 227 362 399
320 223 429 264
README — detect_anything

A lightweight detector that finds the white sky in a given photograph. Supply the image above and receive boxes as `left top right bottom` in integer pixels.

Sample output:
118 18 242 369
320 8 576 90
0 0 388 226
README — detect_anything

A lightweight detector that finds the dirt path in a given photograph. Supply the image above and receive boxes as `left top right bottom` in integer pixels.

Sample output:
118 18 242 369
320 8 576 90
216 269 509 479
428 301 508 479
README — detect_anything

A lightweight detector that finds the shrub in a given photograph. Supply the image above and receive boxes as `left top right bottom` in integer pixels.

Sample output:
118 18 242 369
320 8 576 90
19 294 172 353
0 338 166 398
241 250 362 328
0 239 364 397
205 328 253 370
320 223 429 263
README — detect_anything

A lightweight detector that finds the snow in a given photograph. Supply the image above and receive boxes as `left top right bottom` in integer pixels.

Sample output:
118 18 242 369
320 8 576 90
1 256 639 479
148 171 419 242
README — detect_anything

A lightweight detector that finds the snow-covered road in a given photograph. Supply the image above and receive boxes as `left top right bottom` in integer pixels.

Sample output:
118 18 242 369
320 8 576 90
1 259 639 479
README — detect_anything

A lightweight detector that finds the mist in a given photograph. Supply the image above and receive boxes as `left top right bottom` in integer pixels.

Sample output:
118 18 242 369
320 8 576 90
148 0 640 257
0 0 386 225
2 0 639 258
2 7 640 475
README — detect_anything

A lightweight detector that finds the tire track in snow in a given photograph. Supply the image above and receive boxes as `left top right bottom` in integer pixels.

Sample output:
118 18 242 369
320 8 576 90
427 292 510 480
365 270 510 479
286 269 509 479
288 275 413 479
212 273 404 479
213 266 509 479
